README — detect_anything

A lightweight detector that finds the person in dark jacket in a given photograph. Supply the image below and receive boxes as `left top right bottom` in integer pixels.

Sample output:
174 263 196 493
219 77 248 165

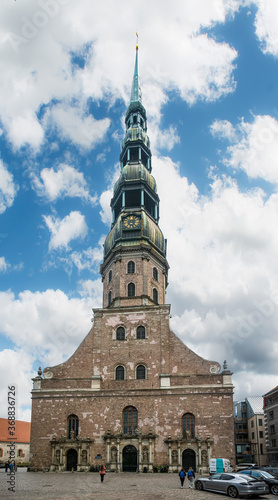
179 468 186 488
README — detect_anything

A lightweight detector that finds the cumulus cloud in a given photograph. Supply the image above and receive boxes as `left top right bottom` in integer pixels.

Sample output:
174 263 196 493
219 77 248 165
0 159 18 214
153 155 278 401
43 210 88 250
44 103 111 149
0 256 9 272
212 115 278 184
254 0 278 56
32 163 97 204
210 119 237 141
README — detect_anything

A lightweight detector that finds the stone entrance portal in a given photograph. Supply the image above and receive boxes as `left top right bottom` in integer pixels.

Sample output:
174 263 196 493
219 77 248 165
122 445 137 472
66 449 78 471
182 448 196 471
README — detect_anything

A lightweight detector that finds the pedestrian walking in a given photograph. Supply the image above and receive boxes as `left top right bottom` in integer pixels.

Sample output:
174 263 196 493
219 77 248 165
5 460 9 472
188 466 195 488
179 468 186 488
100 464 106 482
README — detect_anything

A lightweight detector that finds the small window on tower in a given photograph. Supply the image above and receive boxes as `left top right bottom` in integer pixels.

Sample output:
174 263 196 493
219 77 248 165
136 364 146 379
127 261 135 274
108 291 112 306
68 414 79 439
153 288 158 304
116 327 125 340
153 267 158 281
137 325 145 339
115 365 125 380
108 270 112 282
128 282 135 297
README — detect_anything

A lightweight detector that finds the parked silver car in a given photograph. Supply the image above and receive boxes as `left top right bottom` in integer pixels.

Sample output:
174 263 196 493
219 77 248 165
195 472 269 498
240 469 278 495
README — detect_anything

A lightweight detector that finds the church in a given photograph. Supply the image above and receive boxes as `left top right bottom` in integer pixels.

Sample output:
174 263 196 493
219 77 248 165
29 45 234 473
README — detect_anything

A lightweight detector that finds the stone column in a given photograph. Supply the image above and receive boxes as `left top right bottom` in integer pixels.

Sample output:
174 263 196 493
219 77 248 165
138 438 142 472
148 438 152 471
197 440 202 472
117 438 120 472
168 437 172 472
177 439 181 468
106 438 110 465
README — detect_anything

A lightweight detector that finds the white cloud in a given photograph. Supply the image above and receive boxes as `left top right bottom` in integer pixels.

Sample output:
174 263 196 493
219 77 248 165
210 119 237 141
254 0 278 56
0 159 18 214
222 115 278 183
0 256 9 272
153 155 278 401
44 103 111 149
32 163 97 204
43 210 88 250
69 237 105 272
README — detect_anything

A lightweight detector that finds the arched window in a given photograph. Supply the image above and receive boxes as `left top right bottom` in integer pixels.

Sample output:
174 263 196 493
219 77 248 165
127 261 135 274
128 282 135 297
137 325 145 339
123 406 138 434
108 291 112 306
115 365 125 380
108 270 112 282
68 414 79 439
153 267 158 281
182 413 195 439
153 288 158 303
116 326 125 340
136 364 146 380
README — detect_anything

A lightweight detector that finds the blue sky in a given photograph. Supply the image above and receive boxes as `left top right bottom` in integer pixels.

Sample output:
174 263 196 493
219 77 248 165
1 0 278 420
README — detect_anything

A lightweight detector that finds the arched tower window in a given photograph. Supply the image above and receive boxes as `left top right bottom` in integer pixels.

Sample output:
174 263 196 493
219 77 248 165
182 413 195 439
108 270 112 282
136 364 146 379
127 261 135 274
136 325 145 339
116 326 125 340
68 414 79 439
153 288 158 303
128 282 135 297
115 365 125 380
108 291 112 306
123 406 138 434
153 267 158 281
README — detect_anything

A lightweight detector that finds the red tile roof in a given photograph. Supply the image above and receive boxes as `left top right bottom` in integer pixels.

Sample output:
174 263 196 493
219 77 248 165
0 419 31 443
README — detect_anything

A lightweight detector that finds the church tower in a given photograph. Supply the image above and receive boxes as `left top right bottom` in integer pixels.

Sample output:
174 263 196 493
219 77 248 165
29 46 235 474
100 44 169 310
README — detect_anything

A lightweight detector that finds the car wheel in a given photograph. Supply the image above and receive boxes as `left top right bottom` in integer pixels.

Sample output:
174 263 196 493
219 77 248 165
271 485 278 495
195 480 203 491
227 485 238 498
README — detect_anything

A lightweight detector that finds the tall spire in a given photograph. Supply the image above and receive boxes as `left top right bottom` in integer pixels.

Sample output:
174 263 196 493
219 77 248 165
130 42 142 104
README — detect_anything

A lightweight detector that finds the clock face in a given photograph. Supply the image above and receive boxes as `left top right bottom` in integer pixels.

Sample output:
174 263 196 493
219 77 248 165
123 215 140 229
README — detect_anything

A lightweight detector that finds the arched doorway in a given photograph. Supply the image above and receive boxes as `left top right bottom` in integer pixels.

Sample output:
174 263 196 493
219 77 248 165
122 445 137 472
66 448 78 471
182 448 196 471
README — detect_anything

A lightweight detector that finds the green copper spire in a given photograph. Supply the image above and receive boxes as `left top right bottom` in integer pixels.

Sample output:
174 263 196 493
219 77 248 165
130 45 142 104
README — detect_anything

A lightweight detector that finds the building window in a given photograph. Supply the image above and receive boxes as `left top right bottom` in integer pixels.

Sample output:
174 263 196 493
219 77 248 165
115 366 125 380
252 432 255 440
68 414 79 439
116 326 125 340
17 449 23 457
137 325 145 339
259 418 263 426
128 282 135 297
259 431 263 438
271 439 276 448
182 413 195 439
136 364 146 379
153 288 158 303
251 420 254 428
127 261 135 274
260 443 263 455
270 425 275 434
0 448 3 457
123 406 138 435
108 291 112 306
153 267 158 281
269 411 274 420
108 270 112 282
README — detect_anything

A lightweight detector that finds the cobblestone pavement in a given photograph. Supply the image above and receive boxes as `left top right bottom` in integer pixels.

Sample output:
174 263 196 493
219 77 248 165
0 468 277 500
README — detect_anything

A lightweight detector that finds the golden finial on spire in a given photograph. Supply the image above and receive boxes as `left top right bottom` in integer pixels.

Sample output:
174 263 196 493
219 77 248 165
136 32 139 50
